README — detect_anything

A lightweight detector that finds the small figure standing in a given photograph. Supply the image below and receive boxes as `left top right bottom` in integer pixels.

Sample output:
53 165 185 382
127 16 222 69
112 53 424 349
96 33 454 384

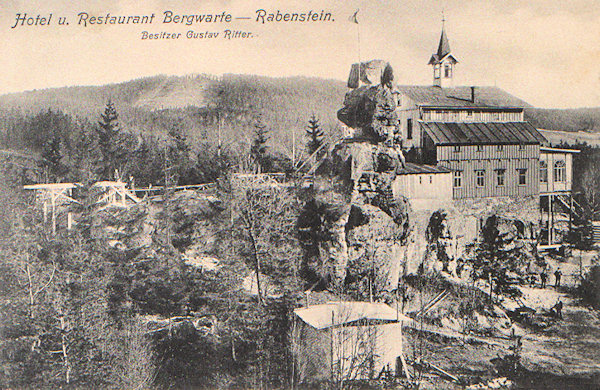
554 269 562 288
552 300 563 319
540 270 547 289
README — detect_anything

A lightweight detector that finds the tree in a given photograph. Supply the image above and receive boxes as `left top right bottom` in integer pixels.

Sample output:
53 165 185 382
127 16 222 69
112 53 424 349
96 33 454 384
250 117 270 173
67 121 102 183
578 264 600 309
305 114 324 157
39 132 63 181
233 182 302 305
96 100 132 180
470 215 526 300
580 157 600 221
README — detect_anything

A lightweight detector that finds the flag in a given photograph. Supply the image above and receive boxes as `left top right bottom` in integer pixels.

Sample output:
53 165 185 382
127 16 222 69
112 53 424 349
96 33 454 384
349 9 359 24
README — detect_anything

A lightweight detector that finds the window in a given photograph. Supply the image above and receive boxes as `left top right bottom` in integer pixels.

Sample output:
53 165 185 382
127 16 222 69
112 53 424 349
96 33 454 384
497 144 504 151
453 171 462 188
429 175 433 184
466 110 473 120
496 169 506 186
475 170 485 187
434 64 441 78
554 160 566 182
517 168 527 185
453 145 461 153
518 144 525 150
407 119 413 140
540 160 548 183
476 145 483 152
444 63 452 78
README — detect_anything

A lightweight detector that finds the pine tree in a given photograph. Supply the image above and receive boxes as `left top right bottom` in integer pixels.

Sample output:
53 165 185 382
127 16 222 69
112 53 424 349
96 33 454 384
40 133 63 181
305 114 324 156
69 122 102 183
96 100 126 180
250 117 270 173
471 215 525 299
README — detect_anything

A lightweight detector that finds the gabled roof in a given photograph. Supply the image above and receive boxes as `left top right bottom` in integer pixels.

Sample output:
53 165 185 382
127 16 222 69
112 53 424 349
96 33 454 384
294 302 410 329
428 53 458 65
396 85 532 108
421 122 548 145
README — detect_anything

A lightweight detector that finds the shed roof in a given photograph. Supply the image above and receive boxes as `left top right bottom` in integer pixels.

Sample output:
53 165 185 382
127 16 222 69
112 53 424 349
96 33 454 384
24 183 80 190
540 146 580 154
397 163 453 175
396 85 531 108
421 121 547 145
294 302 411 329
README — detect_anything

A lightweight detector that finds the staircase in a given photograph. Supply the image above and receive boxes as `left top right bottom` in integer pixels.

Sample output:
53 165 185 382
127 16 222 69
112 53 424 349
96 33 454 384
295 134 345 178
592 221 600 243
555 194 584 220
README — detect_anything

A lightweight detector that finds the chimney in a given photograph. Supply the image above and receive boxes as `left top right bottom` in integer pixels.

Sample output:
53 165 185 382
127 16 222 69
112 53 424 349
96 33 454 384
470 86 476 103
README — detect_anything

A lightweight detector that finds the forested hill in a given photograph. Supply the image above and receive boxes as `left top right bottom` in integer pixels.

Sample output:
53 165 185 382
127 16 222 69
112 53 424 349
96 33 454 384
0 74 598 158
0 74 348 157
525 107 600 133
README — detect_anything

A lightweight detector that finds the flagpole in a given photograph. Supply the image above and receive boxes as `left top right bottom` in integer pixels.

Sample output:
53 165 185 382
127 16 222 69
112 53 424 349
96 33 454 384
357 22 361 84
355 10 361 85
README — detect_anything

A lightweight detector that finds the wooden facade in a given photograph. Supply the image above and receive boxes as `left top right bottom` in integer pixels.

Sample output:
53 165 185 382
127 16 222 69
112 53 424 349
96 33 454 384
392 171 453 201
396 95 525 151
433 143 540 200
539 147 576 194
421 108 523 123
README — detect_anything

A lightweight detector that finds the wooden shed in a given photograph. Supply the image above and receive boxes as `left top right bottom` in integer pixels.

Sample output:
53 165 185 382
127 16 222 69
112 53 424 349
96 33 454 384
392 163 453 209
292 302 410 385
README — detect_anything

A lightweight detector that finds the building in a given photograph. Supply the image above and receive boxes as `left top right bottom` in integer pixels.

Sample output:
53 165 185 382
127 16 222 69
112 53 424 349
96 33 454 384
390 163 453 209
539 146 580 246
390 22 577 247
292 302 409 384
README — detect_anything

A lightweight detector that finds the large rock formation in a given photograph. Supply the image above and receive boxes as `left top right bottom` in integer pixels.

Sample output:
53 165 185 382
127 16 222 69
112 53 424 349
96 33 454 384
337 60 400 146
299 61 411 295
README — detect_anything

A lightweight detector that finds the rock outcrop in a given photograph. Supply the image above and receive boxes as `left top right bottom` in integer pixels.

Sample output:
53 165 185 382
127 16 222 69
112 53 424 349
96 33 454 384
299 61 411 294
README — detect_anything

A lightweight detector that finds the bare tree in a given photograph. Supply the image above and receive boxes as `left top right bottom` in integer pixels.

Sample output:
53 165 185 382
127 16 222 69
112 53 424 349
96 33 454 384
233 179 301 305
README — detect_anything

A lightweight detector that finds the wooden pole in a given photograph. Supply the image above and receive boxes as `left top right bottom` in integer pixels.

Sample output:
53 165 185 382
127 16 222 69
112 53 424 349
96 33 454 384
292 126 296 168
569 193 573 234
51 193 56 235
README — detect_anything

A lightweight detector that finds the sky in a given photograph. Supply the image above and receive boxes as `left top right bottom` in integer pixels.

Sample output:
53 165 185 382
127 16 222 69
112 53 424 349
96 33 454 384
0 0 599 108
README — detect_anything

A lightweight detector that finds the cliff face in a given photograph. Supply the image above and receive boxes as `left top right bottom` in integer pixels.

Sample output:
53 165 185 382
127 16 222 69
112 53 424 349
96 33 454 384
299 141 411 294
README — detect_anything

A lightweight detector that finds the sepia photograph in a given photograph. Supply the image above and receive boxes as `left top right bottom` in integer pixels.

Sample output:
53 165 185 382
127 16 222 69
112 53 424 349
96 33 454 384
1 1 599 389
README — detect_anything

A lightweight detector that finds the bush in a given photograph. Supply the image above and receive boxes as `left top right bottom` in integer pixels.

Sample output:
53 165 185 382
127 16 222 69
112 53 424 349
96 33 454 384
578 265 600 308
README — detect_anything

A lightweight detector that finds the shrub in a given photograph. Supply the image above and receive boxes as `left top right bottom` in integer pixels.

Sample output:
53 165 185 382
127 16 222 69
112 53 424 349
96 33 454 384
578 265 600 308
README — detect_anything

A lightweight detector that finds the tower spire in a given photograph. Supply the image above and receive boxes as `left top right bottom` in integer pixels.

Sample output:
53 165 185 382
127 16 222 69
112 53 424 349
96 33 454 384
428 14 458 87
436 14 451 59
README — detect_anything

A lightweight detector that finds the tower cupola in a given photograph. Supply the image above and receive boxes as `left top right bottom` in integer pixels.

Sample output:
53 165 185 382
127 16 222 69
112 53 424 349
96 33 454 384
428 17 458 87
